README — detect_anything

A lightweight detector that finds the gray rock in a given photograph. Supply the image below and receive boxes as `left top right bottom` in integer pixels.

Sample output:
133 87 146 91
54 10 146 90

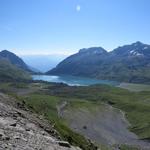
0 92 81 150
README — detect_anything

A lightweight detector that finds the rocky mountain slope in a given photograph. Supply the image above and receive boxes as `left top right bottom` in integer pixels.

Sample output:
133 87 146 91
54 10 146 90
47 42 150 83
0 50 34 81
47 47 108 77
0 59 31 81
0 92 81 150
0 50 32 72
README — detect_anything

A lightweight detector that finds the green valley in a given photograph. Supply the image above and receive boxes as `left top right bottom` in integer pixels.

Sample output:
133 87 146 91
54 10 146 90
1 81 149 150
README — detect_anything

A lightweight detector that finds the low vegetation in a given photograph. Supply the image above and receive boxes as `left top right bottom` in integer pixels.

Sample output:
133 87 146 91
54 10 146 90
18 94 97 150
45 84 150 140
0 59 31 82
120 145 139 150
1 81 150 149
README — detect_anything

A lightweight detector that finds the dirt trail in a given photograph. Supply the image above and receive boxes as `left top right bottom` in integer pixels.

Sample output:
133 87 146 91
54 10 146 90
61 103 150 149
57 101 68 117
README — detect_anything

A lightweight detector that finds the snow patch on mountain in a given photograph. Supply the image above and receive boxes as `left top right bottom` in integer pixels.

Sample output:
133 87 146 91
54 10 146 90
143 46 148 50
129 50 143 56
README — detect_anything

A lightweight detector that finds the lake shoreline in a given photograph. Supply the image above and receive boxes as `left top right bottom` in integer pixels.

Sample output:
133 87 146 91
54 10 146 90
32 75 119 86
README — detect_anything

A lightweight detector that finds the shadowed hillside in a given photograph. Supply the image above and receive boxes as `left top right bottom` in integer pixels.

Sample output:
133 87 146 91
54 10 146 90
0 59 31 81
48 42 150 84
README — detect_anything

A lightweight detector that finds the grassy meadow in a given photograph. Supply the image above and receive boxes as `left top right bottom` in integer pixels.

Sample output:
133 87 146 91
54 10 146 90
0 81 150 150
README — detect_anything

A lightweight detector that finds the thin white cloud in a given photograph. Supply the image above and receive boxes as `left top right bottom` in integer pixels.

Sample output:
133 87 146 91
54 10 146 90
76 5 81 12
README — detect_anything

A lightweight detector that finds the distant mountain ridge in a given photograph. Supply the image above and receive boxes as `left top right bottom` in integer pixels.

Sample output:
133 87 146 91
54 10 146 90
0 60 31 81
0 50 31 72
79 47 107 55
47 42 150 84
0 50 32 81
111 41 150 57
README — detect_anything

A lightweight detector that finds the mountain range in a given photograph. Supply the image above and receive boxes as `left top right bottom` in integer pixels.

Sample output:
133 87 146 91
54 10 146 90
0 50 34 72
47 41 150 84
0 50 32 81
1 41 150 83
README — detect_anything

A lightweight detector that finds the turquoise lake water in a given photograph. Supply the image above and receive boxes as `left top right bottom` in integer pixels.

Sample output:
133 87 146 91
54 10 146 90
32 75 119 86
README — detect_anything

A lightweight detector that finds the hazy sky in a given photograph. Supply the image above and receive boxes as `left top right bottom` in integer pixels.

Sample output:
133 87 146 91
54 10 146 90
0 0 150 55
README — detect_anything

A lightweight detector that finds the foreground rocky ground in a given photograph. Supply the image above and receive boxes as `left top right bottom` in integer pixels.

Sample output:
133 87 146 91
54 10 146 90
0 92 81 150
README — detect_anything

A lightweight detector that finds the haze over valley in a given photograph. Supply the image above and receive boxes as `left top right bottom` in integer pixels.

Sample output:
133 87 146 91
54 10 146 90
21 54 68 72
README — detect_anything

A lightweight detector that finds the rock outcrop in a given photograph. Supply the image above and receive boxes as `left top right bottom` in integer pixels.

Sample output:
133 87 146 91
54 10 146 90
0 93 81 150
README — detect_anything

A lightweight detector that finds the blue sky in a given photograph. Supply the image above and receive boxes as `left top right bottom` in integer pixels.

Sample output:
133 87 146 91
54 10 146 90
0 0 150 55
